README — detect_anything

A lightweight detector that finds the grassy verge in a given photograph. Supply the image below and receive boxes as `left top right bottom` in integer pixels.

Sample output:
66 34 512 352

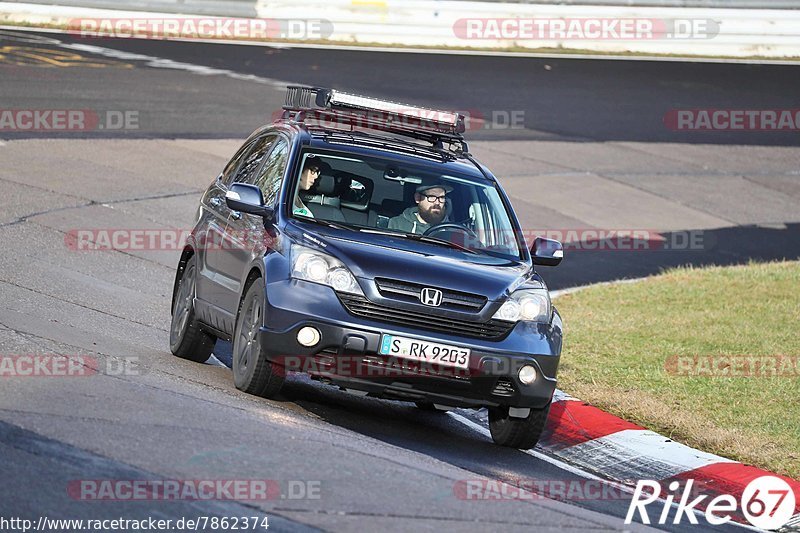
555 261 800 479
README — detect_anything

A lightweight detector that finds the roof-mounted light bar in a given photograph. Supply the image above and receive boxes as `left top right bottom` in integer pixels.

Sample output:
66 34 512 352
284 86 323 109
283 86 466 135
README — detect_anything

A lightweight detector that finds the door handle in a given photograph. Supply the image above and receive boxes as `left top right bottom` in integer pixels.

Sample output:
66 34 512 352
209 197 223 207
230 211 242 221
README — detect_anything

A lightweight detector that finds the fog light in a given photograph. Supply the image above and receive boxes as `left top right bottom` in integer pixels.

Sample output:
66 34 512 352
518 364 537 385
297 326 320 347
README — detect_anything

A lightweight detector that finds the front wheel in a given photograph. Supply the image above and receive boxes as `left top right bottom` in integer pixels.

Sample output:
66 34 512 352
170 255 216 362
488 402 551 449
232 278 284 399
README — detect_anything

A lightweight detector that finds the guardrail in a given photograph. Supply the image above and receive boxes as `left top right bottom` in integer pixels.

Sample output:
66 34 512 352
6 0 798 10
3 0 257 17
2 0 799 57
456 0 799 7
255 0 800 57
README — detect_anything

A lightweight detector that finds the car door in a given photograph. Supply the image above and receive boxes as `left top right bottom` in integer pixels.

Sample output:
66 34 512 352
195 137 259 314
215 134 280 317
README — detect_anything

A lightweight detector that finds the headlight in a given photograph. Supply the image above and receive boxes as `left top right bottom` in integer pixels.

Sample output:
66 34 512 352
492 288 551 323
291 245 363 295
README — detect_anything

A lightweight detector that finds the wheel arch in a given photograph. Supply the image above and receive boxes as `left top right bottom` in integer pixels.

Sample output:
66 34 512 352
171 245 196 315
235 263 266 324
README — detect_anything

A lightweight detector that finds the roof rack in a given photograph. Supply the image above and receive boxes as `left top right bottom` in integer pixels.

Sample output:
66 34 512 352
319 130 456 163
281 86 469 154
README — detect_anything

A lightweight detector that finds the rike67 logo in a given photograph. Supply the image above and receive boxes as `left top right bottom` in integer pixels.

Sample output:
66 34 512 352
625 476 797 529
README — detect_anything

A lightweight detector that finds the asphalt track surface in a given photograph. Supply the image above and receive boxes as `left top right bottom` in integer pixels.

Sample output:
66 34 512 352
1 28 799 532
3 30 800 146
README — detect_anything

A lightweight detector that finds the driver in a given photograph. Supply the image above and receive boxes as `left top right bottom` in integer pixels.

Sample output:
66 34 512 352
388 182 452 234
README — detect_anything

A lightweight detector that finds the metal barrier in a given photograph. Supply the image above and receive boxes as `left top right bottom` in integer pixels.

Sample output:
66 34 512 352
2 0 799 57
2 0 257 17
254 0 800 58
457 0 799 7
4 0 797 13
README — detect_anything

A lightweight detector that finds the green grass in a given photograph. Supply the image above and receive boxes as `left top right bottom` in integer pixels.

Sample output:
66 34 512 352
555 261 800 479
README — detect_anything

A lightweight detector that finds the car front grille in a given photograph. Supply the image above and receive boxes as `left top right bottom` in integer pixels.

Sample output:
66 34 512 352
374 277 487 312
337 294 513 339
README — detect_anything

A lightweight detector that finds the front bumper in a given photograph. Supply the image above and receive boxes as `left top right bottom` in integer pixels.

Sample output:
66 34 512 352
260 279 561 409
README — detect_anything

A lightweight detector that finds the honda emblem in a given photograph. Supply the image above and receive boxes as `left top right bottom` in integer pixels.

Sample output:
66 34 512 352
419 287 443 307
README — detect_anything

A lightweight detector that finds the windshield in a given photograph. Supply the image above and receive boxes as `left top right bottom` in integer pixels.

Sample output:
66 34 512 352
290 149 523 260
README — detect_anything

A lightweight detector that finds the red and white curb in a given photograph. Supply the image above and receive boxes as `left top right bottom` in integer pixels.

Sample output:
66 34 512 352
452 390 799 530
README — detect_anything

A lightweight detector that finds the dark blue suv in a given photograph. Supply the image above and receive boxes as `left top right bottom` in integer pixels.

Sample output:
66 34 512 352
170 87 564 449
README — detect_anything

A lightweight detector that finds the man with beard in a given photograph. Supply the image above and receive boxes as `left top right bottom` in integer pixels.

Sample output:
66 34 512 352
388 182 453 234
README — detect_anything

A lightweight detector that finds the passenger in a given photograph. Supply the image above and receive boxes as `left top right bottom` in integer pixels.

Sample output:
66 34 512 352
388 182 452 234
293 158 330 217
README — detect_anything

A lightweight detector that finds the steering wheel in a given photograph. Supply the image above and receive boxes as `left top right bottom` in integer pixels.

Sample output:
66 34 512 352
423 223 479 240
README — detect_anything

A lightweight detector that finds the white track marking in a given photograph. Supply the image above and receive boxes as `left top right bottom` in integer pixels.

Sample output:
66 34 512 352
61 41 292 87
206 354 228 367
448 411 760 531
2 25 799 66
0 27 291 87
557 429 735 481
450 411 614 482
552 389 580 402
551 277 648 299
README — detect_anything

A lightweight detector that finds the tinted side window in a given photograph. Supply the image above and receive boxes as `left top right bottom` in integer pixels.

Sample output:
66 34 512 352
232 135 275 184
252 138 289 206
220 139 257 186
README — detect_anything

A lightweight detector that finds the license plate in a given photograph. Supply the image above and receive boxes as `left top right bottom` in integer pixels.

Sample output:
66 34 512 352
379 334 470 369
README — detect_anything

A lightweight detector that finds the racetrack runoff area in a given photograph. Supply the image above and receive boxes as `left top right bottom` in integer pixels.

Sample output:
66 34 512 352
2 26 800 532
2 135 799 531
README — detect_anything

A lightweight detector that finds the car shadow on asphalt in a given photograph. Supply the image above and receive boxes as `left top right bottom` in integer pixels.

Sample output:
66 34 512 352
545 223 800 290
279 375 590 487
264 378 743 533
200 355 582 496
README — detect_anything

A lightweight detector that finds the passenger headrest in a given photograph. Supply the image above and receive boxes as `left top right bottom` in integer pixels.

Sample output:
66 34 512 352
312 174 337 196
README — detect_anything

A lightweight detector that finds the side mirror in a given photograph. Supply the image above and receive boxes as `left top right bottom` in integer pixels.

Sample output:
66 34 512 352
531 237 563 266
225 183 273 218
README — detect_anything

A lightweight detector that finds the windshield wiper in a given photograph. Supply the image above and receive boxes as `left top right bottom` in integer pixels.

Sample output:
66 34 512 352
354 226 477 254
319 223 479 254
294 215 352 232
403 233 478 254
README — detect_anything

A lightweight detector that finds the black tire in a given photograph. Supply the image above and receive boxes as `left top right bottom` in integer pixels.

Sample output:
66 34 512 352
170 255 216 362
488 402 551 449
232 277 284 399
414 401 446 413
